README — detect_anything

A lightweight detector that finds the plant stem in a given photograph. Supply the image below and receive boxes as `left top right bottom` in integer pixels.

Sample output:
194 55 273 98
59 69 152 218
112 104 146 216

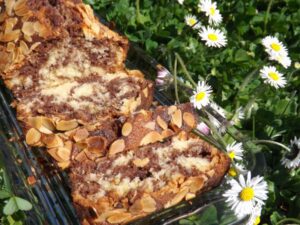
276 218 300 225
234 68 259 111
269 91 297 138
175 53 197 87
135 0 141 24
244 84 265 119
252 115 255 139
252 140 290 152
264 0 274 34
173 57 180 104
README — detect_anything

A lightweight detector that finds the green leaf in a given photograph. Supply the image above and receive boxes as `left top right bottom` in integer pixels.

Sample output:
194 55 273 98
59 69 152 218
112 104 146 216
15 197 32 211
270 211 283 225
234 49 251 62
196 205 218 224
0 189 11 199
3 197 18 216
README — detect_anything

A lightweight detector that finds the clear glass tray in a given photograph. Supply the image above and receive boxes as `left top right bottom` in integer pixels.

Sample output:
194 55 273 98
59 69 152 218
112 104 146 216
0 20 246 225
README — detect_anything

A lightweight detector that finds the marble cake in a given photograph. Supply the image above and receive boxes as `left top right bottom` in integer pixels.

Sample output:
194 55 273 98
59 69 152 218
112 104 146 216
0 0 154 129
70 132 230 225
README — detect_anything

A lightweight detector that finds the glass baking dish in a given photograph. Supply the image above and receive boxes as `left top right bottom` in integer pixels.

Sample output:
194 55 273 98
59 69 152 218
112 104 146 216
0 19 246 225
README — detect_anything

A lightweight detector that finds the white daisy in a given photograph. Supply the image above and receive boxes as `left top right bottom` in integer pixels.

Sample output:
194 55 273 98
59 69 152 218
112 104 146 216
262 36 291 68
281 137 300 169
223 172 268 218
177 0 184 4
199 0 223 25
269 54 291 69
196 122 211 135
262 36 287 54
184 15 201 29
259 66 286 88
228 163 247 178
199 26 227 48
190 81 212 109
226 142 244 161
246 204 262 225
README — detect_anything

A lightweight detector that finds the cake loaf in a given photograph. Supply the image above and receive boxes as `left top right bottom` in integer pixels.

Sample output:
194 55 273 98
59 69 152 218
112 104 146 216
70 132 230 225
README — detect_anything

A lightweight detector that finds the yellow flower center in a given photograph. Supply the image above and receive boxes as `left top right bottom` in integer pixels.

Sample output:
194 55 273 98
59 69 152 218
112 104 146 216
254 216 261 225
208 33 218 41
195 92 206 102
228 167 237 177
188 18 197 26
239 187 254 201
271 43 281 51
210 7 215 15
268 72 279 81
228 151 235 160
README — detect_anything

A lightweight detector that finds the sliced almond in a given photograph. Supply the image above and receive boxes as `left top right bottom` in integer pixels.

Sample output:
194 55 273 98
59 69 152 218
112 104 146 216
107 212 132 224
183 112 196 128
133 158 149 167
47 148 63 162
164 187 189 208
7 42 15 52
140 131 163 146
161 129 174 138
177 131 188 141
56 147 71 161
57 161 70 170
140 195 156 213
121 122 132 136
24 34 32 42
168 105 177 115
42 134 63 149
144 121 156 130
64 141 73 151
21 21 35 36
29 116 55 134
56 120 78 131
74 150 87 162
86 136 107 154
185 193 196 201
73 128 89 142
156 116 168 130
129 200 143 214
0 29 20 42
19 40 29 55
25 128 41 145
171 109 182 128
5 18 18 33
14 0 29 16
33 21 48 37
142 87 148 98
5 0 16 16
108 139 125 156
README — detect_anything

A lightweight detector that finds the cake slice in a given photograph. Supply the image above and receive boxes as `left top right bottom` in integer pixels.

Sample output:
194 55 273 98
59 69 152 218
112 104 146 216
0 0 152 124
24 104 197 169
69 132 230 225
0 0 128 78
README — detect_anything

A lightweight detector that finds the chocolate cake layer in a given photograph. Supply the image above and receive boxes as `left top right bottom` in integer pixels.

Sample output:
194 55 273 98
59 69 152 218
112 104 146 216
70 133 230 225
